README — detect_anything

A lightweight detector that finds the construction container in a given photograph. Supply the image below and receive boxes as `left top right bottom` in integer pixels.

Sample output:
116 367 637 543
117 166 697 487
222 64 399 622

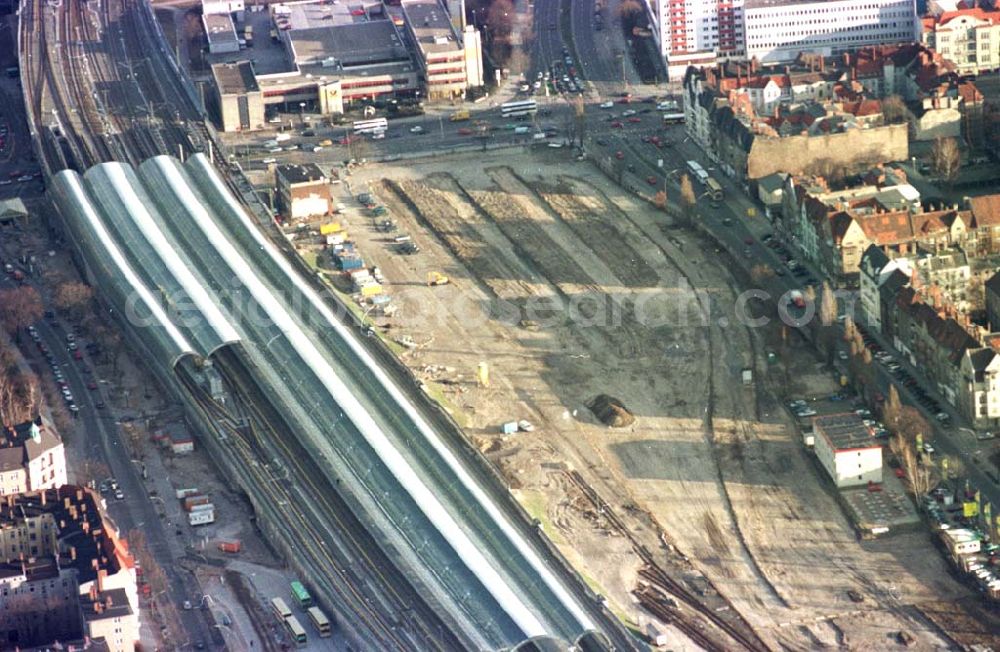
182 495 210 511
319 222 343 235
501 421 518 435
218 540 242 554
189 509 215 526
189 502 214 513
360 283 383 297
326 234 347 246
646 623 668 647
175 488 200 500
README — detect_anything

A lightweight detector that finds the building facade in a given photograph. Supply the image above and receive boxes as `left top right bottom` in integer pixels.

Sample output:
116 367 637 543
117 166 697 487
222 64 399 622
0 420 67 498
813 413 884 488
276 163 332 219
922 8 1000 75
655 0 918 78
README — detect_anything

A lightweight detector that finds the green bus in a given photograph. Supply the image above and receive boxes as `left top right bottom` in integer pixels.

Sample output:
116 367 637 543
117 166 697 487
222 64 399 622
290 580 313 608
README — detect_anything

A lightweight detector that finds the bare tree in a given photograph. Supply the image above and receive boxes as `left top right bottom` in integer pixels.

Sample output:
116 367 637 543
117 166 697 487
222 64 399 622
819 280 837 326
617 0 644 31
0 287 44 342
843 314 857 342
750 264 775 284
572 96 586 148
53 282 94 323
897 405 930 443
679 173 696 224
883 384 902 432
77 459 111 488
931 136 961 186
881 95 912 125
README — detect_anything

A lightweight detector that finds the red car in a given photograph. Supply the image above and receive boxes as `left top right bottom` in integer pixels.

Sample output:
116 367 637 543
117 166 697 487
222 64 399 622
743 237 754 245
457 128 473 135
610 121 623 128
627 117 642 124
87 381 98 391
73 350 83 360
646 176 658 185
617 97 631 104
615 150 624 160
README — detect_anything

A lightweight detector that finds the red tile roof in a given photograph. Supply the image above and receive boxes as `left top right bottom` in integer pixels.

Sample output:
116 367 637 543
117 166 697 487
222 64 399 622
969 193 1000 227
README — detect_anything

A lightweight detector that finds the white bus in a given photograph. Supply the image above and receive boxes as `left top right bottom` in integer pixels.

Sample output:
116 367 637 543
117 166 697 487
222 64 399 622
353 117 388 134
270 597 292 621
500 100 538 117
307 606 332 637
284 615 307 648
686 160 709 184
662 112 685 125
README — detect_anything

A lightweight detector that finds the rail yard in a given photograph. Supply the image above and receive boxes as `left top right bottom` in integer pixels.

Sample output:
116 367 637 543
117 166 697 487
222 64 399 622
17 0 637 649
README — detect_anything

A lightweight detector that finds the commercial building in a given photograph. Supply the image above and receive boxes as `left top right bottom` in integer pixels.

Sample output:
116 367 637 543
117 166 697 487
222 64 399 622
813 413 883 488
0 486 138 652
922 8 1000 75
651 0 918 78
0 419 67 497
742 0 919 64
208 0 483 124
209 61 265 133
401 0 483 99
276 163 332 219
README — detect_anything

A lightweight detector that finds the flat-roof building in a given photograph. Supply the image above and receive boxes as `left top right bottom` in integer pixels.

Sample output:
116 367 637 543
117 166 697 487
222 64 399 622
813 413 883 488
204 13 240 54
276 163 332 219
210 61 265 132
207 0 482 123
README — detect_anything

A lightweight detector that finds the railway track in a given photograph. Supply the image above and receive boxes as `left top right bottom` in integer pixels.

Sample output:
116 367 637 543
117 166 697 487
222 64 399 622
565 470 772 652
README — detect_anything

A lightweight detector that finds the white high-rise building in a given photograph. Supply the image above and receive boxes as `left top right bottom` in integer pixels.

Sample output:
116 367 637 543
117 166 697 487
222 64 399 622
653 0 919 78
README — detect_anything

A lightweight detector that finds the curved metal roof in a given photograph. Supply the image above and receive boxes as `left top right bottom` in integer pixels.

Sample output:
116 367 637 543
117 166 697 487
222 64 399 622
83 162 241 358
48 170 199 368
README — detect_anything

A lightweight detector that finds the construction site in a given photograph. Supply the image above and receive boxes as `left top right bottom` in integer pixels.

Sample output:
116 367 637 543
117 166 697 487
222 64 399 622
271 147 995 650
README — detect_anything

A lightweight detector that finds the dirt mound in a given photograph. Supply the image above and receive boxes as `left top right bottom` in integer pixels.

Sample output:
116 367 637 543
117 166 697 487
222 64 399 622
588 395 635 428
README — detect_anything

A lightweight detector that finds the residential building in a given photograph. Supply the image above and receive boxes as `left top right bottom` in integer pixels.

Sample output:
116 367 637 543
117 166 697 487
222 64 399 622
742 0 919 64
276 163 332 219
859 244 912 329
921 8 1000 75
0 486 138 651
986 270 1000 331
0 419 67 497
813 413 883 488
209 62 265 133
960 346 1000 429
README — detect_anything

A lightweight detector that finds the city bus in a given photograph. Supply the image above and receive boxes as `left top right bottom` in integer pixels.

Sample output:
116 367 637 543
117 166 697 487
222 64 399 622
290 580 313 608
500 99 538 117
307 606 333 637
662 112 685 125
686 160 709 185
270 597 292 621
705 177 724 202
352 117 388 135
284 615 308 648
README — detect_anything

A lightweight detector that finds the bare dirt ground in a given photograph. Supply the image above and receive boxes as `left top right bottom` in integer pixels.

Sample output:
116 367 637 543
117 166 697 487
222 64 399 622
332 148 990 650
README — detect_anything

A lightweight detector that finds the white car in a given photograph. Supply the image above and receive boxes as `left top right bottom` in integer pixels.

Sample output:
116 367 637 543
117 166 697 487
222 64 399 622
409 126 424 134
922 442 935 454
518 420 535 432
622 109 637 117
600 101 614 109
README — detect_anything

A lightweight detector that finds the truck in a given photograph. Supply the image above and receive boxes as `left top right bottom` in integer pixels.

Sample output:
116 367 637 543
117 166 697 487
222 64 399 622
218 539 242 554
175 488 200 500
449 110 470 122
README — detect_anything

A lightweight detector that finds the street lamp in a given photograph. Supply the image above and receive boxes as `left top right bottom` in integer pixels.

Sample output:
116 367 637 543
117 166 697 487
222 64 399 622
299 102 306 127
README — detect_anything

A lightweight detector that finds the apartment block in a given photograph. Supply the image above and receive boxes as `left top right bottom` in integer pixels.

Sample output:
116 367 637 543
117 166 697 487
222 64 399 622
922 8 1000 75
813 413 883 488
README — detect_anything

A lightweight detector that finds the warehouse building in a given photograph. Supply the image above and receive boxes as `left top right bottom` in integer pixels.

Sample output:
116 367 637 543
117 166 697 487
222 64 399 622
814 413 883 488
210 61 265 132
276 163 332 219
